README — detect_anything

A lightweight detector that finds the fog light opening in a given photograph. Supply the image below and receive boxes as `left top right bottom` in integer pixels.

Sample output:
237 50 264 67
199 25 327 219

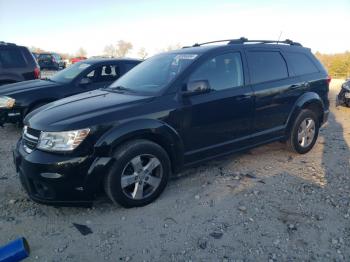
40 173 63 179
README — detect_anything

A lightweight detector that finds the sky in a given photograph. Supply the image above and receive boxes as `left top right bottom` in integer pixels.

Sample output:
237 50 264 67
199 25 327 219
0 0 349 57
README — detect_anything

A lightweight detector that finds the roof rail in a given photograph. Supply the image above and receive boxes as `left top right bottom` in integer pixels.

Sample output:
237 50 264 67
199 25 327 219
187 37 302 48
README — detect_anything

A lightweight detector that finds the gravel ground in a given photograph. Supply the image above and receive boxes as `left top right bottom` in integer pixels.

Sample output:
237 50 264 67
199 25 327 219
0 80 349 261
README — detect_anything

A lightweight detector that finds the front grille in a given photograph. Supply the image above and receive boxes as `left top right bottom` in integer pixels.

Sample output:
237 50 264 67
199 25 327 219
23 126 40 153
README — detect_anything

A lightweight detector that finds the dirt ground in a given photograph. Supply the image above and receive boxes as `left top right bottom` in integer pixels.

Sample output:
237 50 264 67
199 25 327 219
0 80 349 262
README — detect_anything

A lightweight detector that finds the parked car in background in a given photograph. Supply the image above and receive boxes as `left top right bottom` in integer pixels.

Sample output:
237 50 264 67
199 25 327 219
38 53 66 70
13 38 330 208
0 42 40 86
337 78 350 107
71 56 87 64
0 58 141 125
32 52 39 60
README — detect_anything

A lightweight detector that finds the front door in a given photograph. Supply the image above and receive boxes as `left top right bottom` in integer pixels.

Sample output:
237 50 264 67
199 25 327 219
179 51 254 162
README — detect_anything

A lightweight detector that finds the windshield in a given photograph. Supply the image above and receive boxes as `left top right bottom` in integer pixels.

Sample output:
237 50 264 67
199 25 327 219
108 53 199 94
49 62 91 83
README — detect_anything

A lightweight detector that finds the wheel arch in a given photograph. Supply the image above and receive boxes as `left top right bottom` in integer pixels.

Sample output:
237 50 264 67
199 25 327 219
286 92 325 135
94 119 185 174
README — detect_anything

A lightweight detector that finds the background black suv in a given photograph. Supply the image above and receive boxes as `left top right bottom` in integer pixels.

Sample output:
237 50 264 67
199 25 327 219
0 58 141 125
14 38 330 208
0 42 40 86
38 53 66 70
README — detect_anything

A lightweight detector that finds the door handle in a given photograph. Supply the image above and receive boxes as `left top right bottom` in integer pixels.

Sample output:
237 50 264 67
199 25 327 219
289 84 299 90
236 94 252 101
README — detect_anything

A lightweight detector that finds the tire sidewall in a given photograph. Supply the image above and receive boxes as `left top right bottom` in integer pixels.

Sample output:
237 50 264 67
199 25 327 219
106 140 170 208
291 110 319 154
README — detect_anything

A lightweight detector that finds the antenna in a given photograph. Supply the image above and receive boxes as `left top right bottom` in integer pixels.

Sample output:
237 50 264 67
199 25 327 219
277 31 282 45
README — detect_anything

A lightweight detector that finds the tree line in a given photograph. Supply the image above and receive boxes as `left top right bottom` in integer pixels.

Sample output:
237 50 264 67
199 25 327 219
30 40 182 61
315 51 350 79
31 41 349 79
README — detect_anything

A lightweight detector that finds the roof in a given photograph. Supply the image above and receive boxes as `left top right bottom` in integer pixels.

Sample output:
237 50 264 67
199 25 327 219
84 57 142 64
170 37 307 54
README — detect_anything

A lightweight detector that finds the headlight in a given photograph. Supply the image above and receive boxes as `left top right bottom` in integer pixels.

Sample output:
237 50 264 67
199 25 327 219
37 128 90 152
0 96 15 109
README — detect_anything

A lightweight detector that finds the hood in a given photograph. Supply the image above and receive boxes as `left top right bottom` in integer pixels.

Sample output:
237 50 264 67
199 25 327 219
25 89 154 131
0 80 59 97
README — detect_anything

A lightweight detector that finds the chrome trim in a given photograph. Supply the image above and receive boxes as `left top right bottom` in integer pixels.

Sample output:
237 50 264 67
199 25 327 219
23 127 39 141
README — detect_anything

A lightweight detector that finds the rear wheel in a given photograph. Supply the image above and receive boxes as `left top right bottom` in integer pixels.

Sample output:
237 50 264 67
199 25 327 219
104 139 171 208
287 109 319 154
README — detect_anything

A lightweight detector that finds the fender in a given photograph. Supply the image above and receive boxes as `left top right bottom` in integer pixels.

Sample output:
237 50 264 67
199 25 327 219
285 92 325 134
95 118 185 173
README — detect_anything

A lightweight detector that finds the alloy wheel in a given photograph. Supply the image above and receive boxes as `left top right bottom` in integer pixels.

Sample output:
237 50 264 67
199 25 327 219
297 118 315 148
120 154 163 200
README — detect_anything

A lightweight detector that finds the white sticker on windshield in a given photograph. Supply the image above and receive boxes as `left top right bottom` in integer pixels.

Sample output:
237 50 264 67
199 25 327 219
79 63 90 69
174 54 198 60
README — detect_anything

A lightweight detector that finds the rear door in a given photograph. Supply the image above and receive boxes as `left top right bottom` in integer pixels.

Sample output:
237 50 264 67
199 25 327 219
245 48 302 138
180 51 254 160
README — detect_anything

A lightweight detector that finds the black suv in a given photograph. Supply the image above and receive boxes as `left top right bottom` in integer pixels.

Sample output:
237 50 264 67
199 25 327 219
0 58 141 125
14 38 330 208
0 42 40 86
337 78 350 107
38 53 66 70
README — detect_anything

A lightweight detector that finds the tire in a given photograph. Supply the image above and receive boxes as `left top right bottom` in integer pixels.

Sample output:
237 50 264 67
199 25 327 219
287 109 320 154
104 139 171 208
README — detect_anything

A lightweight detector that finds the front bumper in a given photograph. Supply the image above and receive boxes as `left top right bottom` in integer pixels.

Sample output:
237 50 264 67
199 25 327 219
13 139 114 207
0 108 22 126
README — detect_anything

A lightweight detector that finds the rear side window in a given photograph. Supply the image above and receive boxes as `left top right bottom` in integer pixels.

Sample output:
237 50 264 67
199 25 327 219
247 51 288 84
284 52 319 76
38 54 52 61
0 48 26 68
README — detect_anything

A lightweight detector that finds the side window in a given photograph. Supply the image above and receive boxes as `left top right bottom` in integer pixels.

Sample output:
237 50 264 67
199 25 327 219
101 65 120 81
0 48 26 68
284 52 319 76
189 52 244 91
246 51 288 84
86 70 95 78
83 65 120 83
124 63 138 73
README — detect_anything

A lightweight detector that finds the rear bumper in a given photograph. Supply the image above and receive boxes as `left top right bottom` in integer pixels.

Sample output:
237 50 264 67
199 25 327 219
13 139 114 207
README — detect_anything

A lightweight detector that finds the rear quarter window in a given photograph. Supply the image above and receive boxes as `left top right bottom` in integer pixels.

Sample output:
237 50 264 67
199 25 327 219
246 51 288 84
284 52 319 76
0 48 27 68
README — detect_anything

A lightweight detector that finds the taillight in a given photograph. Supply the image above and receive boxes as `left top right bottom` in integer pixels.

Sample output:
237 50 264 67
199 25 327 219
34 67 41 79
327 75 332 85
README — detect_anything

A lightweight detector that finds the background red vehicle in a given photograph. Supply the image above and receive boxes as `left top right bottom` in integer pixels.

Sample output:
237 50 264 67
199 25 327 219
70 56 87 64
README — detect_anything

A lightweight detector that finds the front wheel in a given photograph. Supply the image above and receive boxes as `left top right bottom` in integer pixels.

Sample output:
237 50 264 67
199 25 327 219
104 139 171 208
287 109 320 154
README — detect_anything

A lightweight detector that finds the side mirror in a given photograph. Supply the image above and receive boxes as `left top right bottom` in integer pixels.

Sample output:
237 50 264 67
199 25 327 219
183 80 211 96
79 77 92 86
